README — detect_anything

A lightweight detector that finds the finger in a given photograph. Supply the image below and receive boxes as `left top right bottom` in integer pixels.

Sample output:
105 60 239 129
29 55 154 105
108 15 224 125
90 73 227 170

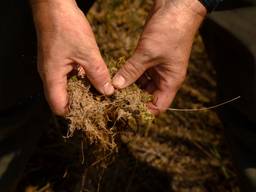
112 51 151 89
81 57 114 96
148 89 177 115
78 66 86 76
41 65 71 116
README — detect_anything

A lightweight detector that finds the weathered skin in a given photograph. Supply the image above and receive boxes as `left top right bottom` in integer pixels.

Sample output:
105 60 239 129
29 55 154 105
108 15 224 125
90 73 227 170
30 0 206 116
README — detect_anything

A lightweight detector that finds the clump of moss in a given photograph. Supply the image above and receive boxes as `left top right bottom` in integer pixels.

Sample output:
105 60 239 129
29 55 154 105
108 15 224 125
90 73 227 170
65 58 154 153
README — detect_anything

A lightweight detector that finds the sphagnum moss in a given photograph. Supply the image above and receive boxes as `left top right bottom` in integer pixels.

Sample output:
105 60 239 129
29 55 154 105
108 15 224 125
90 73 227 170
65 58 154 153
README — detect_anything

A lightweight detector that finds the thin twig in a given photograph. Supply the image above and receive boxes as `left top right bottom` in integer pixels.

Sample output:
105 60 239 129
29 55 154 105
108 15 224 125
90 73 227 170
90 153 113 167
37 183 51 192
81 139 85 165
167 96 241 112
97 169 105 192
80 168 88 192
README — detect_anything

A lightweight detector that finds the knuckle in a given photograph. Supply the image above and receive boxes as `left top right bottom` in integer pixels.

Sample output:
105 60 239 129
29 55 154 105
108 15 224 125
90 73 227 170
136 45 152 58
88 60 107 76
122 59 146 79
87 62 110 87
137 36 159 59
92 62 104 73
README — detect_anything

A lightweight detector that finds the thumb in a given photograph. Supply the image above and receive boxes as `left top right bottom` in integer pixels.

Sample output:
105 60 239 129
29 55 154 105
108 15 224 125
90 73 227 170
112 52 150 89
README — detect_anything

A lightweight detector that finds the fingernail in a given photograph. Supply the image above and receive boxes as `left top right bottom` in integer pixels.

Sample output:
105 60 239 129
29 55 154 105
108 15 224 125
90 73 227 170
103 82 115 95
113 75 125 88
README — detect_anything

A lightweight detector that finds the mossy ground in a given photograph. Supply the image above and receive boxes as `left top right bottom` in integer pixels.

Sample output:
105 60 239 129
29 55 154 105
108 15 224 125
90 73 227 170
19 0 239 191
65 58 154 154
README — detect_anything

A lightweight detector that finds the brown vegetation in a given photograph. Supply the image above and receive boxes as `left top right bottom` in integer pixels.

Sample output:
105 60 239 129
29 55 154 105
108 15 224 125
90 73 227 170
65 58 153 153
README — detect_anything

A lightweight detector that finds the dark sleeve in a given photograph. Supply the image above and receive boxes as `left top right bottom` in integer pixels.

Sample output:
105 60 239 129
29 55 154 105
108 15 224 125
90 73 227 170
199 0 224 12
213 0 254 10
75 0 96 14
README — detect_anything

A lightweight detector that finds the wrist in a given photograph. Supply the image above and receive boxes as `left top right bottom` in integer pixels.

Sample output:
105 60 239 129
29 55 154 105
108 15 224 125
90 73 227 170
175 0 207 32
171 0 207 19
30 0 77 8
30 0 79 33
154 0 207 18
154 0 206 33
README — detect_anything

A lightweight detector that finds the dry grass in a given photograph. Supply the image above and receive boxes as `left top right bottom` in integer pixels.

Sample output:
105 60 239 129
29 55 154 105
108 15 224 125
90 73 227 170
65 58 153 154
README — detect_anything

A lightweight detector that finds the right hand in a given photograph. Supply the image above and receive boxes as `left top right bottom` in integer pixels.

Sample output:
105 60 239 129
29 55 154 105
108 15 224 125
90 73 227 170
31 0 114 116
112 0 206 115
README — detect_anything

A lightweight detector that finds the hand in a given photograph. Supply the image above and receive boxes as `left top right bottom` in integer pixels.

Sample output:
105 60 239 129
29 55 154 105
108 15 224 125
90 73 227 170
31 0 114 116
113 0 206 115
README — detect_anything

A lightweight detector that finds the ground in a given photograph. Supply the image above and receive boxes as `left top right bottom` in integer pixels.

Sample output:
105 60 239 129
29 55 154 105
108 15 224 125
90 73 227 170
18 0 239 191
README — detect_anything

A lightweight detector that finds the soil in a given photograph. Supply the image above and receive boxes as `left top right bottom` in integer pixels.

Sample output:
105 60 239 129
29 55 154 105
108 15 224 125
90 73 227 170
18 0 239 191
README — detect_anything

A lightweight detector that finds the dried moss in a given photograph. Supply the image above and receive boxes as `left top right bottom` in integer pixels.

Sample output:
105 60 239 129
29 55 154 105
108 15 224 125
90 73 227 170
65 58 154 153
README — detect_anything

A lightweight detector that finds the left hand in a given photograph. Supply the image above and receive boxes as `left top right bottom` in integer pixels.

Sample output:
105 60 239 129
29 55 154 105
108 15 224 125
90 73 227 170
112 0 206 115
31 0 114 116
